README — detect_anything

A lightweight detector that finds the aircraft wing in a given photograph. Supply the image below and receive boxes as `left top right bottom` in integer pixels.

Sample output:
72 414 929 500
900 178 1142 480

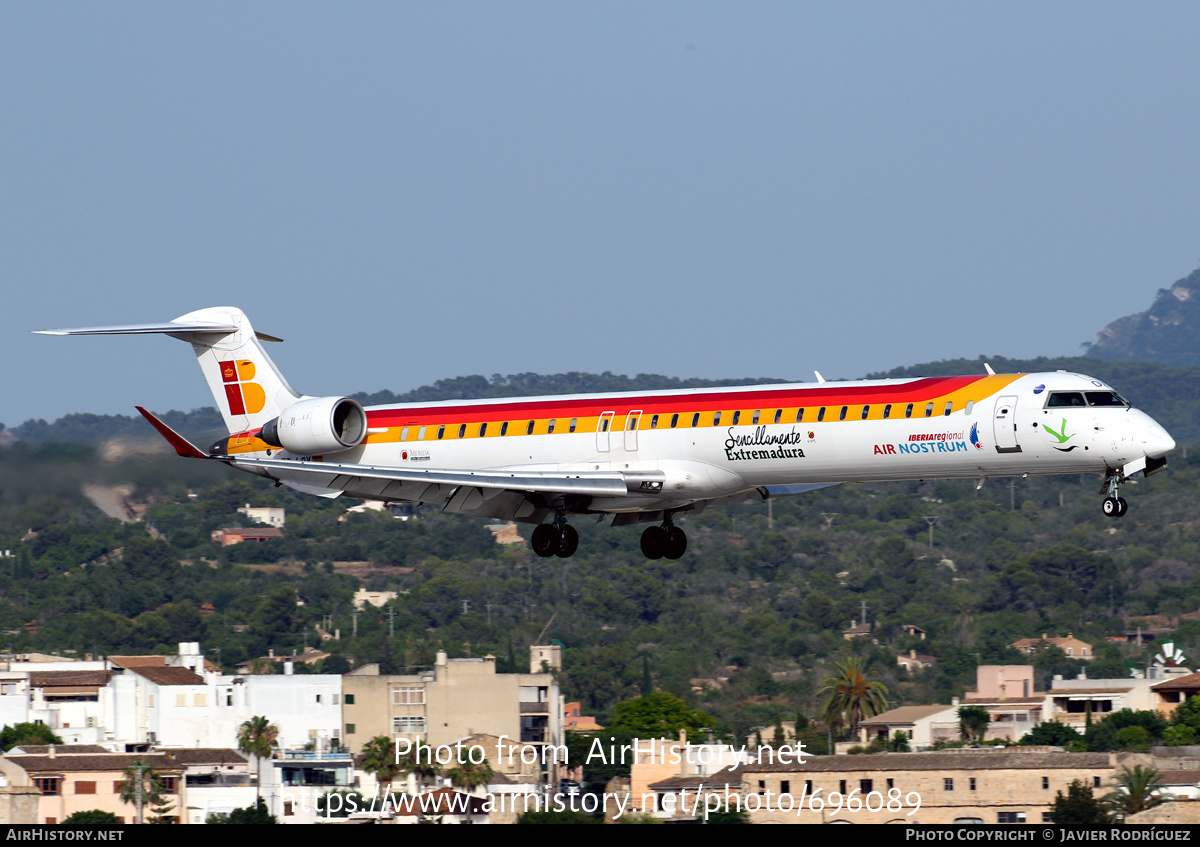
226 455 633 498
136 406 629 498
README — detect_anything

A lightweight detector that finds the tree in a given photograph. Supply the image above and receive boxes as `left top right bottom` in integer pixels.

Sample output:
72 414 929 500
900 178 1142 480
62 810 122 825
888 730 911 752
958 706 990 742
1114 725 1152 753
237 716 279 799
1051 780 1111 825
360 735 402 792
1163 724 1196 746
1105 765 1171 819
119 760 173 825
817 657 890 736
1171 694 1200 734
0 722 62 751
1020 720 1082 747
395 738 442 789
225 798 278 824
445 757 494 794
609 691 717 740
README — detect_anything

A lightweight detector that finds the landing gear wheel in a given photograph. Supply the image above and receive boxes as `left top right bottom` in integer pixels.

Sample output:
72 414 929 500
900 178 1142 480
640 525 666 560
532 523 560 557
555 525 579 558
663 526 688 560
1102 496 1127 518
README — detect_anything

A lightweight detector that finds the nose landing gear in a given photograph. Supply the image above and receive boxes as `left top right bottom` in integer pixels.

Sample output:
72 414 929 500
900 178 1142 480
1102 496 1128 518
640 519 687 560
1100 470 1129 518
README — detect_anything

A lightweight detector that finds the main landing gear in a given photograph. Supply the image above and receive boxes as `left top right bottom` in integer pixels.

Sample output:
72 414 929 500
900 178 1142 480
532 515 579 559
640 520 687 560
1100 470 1129 518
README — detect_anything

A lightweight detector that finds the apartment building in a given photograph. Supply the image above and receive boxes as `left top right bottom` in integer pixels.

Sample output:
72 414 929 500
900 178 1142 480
734 749 1116 825
341 652 563 778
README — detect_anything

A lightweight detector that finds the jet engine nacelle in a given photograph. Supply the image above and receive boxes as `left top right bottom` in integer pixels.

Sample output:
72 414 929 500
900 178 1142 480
260 396 368 455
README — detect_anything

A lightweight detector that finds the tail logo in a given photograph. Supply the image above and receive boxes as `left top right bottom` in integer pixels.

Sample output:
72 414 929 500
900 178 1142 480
219 360 266 415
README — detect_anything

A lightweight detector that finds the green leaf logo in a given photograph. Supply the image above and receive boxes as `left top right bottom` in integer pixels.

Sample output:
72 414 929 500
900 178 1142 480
1044 418 1073 444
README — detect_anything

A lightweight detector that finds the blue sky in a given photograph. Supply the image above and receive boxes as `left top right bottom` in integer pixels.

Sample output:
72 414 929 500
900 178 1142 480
5 3 1200 425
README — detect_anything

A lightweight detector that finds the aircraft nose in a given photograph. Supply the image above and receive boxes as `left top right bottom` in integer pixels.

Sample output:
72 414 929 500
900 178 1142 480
1141 422 1176 458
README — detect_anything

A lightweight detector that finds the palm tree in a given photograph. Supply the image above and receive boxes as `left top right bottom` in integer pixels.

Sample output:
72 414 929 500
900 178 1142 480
958 705 991 742
119 760 172 825
445 758 494 795
1105 765 1172 819
360 735 402 795
394 739 441 790
237 715 279 800
817 656 890 737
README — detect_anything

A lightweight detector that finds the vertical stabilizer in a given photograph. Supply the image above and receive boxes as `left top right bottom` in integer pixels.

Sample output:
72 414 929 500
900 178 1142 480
169 307 301 434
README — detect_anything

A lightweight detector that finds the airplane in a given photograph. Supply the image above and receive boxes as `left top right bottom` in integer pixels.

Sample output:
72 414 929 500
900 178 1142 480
36 307 1176 559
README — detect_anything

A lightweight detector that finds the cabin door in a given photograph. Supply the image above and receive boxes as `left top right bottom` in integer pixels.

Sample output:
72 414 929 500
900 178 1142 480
993 395 1022 453
596 412 614 452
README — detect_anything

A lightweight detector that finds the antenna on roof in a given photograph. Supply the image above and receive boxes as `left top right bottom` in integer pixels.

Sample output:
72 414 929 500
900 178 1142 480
814 371 826 383
983 363 996 375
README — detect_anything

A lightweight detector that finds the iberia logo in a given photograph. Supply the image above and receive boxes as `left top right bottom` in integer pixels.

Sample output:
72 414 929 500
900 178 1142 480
219 359 266 415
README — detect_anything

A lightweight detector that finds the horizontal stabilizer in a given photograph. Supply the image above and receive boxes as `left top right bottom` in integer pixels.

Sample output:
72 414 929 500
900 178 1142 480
34 320 239 336
135 407 211 459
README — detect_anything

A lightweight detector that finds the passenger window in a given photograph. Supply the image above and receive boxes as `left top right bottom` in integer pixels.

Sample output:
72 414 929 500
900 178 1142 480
500 422 509 436
796 409 804 423
670 414 679 428
400 427 409 441
838 406 847 421
569 418 577 433
547 419 556 434
817 407 826 422
479 423 487 437
774 409 782 424
965 401 974 414
905 404 913 418
418 426 427 440
600 419 608 432
437 425 445 440
883 404 892 419
925 403 934 417
861 405 869 420
527 420 535 435
458 424 466 438
732 411 741 425
752 410 761 424
691 413 700 427
650 415 658 429
628 417 638 431
944 401 953 416
713 412 721 426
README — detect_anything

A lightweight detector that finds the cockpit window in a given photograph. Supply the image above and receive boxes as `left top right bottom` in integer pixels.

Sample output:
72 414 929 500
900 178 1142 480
1085 391 1128 407
1047 392 1086 407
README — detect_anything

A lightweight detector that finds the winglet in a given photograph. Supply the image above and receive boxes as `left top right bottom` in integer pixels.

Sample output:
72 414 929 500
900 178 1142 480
135 406 210 459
